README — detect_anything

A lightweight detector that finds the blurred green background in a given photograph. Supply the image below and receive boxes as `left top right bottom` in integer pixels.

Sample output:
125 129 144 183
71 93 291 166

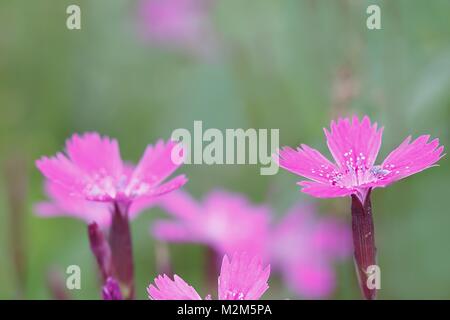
0 0 449 299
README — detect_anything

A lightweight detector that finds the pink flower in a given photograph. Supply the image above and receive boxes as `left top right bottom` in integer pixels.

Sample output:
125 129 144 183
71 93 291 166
277 115 444 300
217 253 270 300
36 132 187 205
270 204 351 298
147 275 202 300
36 132 187 299
151 189 271 257
137 0 217 56
277 115 444 201
147 253 270 300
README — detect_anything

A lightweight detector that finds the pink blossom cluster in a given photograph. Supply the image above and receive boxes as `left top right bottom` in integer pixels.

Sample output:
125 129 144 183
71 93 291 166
34 115 444 300
152 190 351 298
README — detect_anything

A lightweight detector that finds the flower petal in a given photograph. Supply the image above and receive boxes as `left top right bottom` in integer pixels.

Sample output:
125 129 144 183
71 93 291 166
157 190 202 220
147 274 202 300
129 140 183 189
150 174 188 197
218 253 270 300
36 153 86 197
203 191 271 257
374 135 445 186
36 133 126 202
277 145 338 183
154 190 270 257
66 132 123 178
151 221 195 242
34 181 112 227
127 198 158 222
324 115 383 169
312 218 352 260
298 181 354 198
284 262 335 298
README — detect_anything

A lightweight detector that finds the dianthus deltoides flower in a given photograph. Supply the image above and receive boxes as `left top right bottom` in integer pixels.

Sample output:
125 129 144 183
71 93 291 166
148 252 270 300
277 115 444 299
152 189 271 258
270 204 351 298
36 132 187 299
152 190 270 292
153 189 350 298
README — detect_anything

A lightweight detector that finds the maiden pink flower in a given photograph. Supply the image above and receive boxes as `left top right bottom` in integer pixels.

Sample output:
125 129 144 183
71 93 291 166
270 204 351 298
217 253 270 300
277 115 444 202
36 132 187 205
147 253 270 300
151 189 271 257
36 132 187 299
277 115 444 300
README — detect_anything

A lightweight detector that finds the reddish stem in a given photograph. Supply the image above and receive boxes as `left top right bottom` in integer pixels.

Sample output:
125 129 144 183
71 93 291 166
351 189 377 300
109 202 135 299
102 277 123 300
88 222 112 282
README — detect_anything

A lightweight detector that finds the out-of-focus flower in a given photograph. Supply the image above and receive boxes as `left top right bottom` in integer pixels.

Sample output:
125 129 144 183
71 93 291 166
152 188 351 298
277 115 444 202
152 190 271 257
46 267 71 300
276 115 444 300
102 277 123 300
270 204 351 298
137 0 218 57
217 253 270 300
36 132 187 300
36 132 187 205
148 253 270 300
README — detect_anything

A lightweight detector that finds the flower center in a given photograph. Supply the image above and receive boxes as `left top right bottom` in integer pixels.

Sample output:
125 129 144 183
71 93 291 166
83 169 150 200
84 170 119 200
327 150 392 189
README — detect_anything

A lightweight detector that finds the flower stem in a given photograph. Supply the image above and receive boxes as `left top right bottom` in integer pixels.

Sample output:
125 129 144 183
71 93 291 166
109 202 135 299
88 222 112 282
206 247 219 297
351 189 377 300
102 277 123 300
